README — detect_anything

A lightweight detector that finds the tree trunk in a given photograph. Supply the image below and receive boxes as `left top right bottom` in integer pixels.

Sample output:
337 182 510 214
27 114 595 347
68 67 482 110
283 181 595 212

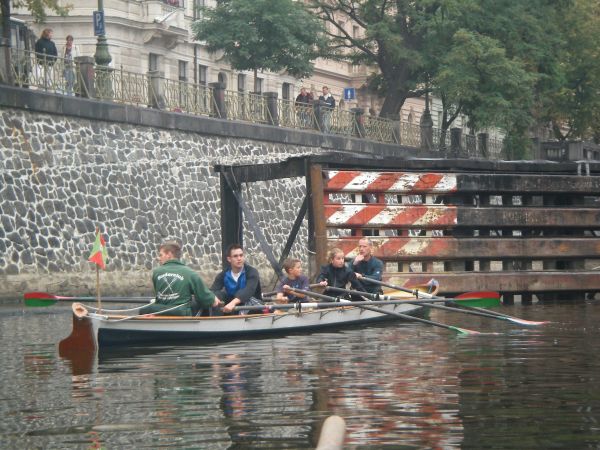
253 68 258 93
379 92 406 119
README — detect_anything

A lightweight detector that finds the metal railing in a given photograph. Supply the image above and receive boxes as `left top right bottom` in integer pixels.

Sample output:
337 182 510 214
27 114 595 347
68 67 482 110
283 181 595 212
6 49 505 159
225 91 272 124
163 78 215 115
11 49 84 96
278 98 318 130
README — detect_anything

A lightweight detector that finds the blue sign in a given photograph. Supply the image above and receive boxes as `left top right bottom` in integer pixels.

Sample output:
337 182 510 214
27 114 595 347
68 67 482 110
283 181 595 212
93 11 105 36
344 87 356 100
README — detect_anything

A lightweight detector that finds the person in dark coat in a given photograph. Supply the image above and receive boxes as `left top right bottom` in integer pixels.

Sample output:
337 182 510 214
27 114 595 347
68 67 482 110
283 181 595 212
35 28 58 64
211 244 263 314
349 238 384 294
316 247 366 300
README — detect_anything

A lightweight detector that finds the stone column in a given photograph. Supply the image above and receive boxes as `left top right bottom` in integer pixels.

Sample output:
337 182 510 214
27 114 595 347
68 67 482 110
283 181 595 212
264 91 278 126
75 56 95 98
450 127 462 158
351 107 365 138
0 37 12 85
148 70 166 109
209 82 227 119
477 132 489 159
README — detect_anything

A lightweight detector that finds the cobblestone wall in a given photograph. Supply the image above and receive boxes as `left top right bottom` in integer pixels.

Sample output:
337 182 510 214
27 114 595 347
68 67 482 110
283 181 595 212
0 107 317 300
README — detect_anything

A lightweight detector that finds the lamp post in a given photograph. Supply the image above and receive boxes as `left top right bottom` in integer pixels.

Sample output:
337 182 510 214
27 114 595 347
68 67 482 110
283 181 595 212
94 0 111 67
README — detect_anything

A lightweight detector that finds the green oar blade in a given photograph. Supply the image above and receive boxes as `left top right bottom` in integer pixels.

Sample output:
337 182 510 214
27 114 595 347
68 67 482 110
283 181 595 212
23 292 59 307
453 291 501 307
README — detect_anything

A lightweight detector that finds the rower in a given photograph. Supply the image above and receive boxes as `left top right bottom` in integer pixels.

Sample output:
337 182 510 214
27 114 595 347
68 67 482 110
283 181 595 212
141 240 221 316
211 244 263 314
349 238 384 295
316 247 366 300
275 258 310 303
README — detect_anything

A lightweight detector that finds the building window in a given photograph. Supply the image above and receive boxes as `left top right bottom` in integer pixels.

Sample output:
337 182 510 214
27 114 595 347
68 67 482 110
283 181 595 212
282 82 291 100
149 53 159 72
238 73 245 92
178 60 187 82
198 64 207 86
193 0 205 20
255 77 263 94
353 25 360 38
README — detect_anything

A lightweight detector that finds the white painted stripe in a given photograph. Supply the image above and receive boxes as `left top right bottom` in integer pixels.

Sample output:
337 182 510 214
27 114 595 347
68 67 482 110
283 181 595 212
327 205 366 225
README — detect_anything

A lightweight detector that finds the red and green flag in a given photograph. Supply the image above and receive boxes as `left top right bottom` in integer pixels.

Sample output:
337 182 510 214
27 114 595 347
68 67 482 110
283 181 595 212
88 229 108 269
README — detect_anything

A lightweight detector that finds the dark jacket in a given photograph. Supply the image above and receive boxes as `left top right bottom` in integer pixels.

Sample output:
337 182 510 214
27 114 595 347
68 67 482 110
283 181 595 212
35 37 58 63
211 263 262 304
318 93 335 109
350 256 384 294
316 263 365 299
295 92 312 105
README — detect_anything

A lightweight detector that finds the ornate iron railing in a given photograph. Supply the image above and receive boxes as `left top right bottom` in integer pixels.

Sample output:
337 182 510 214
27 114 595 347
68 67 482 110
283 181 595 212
6 50 505 158
362 115 399 144
277 98 318 130
95 66 149 105
10 49 84 96
225 91 272 124
162 78 215 115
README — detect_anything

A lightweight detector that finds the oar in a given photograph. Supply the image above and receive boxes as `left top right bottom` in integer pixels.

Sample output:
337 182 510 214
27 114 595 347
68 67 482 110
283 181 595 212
24 292 153 307
327 286 545 327
361 279 548 326
370 279 500 307
287 288 481 336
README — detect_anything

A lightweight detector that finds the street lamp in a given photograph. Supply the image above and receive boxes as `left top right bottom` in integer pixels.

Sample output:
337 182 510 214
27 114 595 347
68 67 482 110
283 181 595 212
94 0 111 66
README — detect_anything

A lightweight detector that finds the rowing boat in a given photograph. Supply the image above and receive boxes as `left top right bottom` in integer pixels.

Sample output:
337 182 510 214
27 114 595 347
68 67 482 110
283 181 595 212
59 300 426 353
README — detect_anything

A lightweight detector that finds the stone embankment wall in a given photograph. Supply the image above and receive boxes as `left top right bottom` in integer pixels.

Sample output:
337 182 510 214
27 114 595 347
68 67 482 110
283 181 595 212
0 87 419 300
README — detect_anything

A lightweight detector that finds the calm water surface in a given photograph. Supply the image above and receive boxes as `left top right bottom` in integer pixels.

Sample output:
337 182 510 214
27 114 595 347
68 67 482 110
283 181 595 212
1 300 600 449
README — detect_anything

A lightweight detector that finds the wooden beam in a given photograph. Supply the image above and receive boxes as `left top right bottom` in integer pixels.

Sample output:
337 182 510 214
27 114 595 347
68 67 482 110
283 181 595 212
329 237 600 260
324 205 600 229
383 271 600 294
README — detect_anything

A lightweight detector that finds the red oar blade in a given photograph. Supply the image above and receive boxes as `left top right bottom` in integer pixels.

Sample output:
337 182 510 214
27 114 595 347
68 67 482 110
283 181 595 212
24 292 59 307
453 291 501 307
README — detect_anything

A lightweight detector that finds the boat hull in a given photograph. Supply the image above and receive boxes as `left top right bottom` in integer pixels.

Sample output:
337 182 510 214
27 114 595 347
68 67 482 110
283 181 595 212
61 302 425 351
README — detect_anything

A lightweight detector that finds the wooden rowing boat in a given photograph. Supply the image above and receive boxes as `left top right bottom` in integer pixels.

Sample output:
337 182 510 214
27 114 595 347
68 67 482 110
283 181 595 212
58 300 426 353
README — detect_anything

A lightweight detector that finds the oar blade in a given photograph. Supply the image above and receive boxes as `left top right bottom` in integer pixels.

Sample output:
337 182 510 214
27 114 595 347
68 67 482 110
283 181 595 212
506 317 550 326
448 325 480 336
453 291 501 307
23 292 59 307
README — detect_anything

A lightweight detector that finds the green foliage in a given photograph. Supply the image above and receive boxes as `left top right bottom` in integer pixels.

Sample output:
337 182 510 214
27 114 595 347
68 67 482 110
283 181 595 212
5 0 71 22
192 0 325 87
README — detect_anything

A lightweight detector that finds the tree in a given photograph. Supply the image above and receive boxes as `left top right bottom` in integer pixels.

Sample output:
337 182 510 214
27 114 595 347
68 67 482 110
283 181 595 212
307 0 432 118
536 0 600 141
192 0 326 93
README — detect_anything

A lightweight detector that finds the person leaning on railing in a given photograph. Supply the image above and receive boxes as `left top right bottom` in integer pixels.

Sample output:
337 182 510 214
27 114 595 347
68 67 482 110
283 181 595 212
295 87 312 127
318 86 335 133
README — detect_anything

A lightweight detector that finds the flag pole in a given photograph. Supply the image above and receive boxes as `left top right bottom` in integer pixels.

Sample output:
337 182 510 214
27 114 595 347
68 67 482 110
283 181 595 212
96 264 101 312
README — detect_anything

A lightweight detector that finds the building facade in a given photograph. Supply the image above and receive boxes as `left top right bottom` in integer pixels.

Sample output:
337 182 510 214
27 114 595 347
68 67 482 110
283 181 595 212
13 0 421 119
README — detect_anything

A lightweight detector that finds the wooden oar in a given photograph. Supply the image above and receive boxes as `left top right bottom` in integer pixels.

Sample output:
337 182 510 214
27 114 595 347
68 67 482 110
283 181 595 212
360 279 548 326
287 288 481 335
327 286 546 327
24 292 153 307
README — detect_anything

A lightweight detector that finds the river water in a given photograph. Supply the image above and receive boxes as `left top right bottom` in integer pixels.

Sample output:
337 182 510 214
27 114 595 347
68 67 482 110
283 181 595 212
1 299 600 449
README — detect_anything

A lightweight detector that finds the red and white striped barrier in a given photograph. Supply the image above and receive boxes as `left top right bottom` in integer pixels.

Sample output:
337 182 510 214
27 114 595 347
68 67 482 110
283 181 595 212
333 237 452 259
325 171 457 194
324 204 457 228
